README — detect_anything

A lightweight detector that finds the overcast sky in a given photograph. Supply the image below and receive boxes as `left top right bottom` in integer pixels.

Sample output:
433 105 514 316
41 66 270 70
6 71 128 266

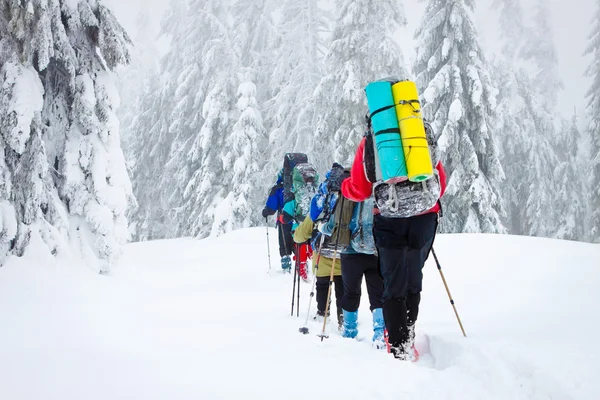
106 0 596 125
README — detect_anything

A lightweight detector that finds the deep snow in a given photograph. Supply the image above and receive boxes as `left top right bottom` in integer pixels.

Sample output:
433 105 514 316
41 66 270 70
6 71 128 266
0 228 598 399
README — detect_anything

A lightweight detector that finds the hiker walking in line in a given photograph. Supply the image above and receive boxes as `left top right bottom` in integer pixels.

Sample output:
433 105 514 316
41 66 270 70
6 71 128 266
262 169 294 272
311 165 385 347
341 78 447 360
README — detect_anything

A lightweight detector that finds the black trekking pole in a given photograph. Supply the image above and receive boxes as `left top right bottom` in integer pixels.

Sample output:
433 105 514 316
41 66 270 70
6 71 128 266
265 217 272 273
432 247 467 337
318 196 346 341
296 243 301 317
299 234 326 334
291 247 298 316
291 242 302 317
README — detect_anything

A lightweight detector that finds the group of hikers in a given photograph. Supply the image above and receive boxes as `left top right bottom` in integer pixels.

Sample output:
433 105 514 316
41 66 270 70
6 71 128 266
261 77 448 361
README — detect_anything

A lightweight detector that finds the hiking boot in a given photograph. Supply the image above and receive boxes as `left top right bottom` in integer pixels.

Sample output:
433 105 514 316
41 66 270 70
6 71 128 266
389 343 409 361
372 308 385 349
342 309 358 338
281 256 291 272
337 312 345 333
407 323 416 348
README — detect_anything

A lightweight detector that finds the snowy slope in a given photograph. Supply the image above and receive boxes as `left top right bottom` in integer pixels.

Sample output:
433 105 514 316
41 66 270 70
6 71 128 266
0 229 598 399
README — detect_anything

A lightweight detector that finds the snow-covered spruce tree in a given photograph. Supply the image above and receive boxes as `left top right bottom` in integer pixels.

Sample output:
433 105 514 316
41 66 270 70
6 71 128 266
212 71 267 235
0 1 132 270
213 0 275 233
231 0 276 101
311 0 408 170
155 0 236 239
552 114 586 241
267 0 329 171
585 0 600 242
117 8 160 153
516 0 564 238
413 0 506 234
521 0 563 105
122 0 187 241
490 60 534 235
124 75 172 241
493 0 525 62
491 0 548 236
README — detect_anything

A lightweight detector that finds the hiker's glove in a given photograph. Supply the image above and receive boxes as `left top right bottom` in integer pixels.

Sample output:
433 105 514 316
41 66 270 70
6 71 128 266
262 208 270 218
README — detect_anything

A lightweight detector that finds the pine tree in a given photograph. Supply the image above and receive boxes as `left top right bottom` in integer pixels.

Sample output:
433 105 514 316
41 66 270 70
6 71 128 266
493 0 525 62
118 9 160 153
213 71 267 235
585 0 600 242
267 0 329 172
491 0 557 237
149 0 236 239
553 114 586 241
414 0 506 234
521 0 564 104
231 0 276 94
0 1 132 270
312 0 407 170
490 59 534 235
519 0 563 238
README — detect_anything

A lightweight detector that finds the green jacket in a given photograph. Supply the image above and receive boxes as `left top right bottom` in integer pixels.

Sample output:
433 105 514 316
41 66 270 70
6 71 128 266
293 216 342 278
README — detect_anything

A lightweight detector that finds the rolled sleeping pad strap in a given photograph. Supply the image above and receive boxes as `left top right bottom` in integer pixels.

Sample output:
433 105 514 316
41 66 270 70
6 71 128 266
365 81 408 183
391 81 433 182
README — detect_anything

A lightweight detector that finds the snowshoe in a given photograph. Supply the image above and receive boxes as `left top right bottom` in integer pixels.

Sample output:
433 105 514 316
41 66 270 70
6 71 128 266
409 344 420 362
313 310 327 322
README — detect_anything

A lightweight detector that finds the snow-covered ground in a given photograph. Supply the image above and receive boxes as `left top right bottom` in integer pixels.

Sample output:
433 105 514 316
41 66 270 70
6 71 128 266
0 228 598 399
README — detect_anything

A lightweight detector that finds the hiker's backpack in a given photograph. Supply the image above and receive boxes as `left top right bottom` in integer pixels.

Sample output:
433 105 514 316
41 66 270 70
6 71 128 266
291 162 319 221
318 167 356 251
365 78 434 183
283 153 308 203
329 195 357 248
364 120 442 218
347 198 377 255
317 194 356 258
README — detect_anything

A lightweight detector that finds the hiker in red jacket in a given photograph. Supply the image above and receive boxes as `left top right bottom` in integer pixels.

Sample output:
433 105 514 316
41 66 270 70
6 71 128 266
341 130 447 360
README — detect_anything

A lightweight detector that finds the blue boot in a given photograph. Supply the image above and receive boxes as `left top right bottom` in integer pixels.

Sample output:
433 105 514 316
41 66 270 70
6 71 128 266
342 309 358 338
372 308 385 348
281 255 291 272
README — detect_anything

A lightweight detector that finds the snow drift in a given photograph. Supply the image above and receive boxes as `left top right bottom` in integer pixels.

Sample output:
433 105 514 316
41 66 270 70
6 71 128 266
0 228 598 399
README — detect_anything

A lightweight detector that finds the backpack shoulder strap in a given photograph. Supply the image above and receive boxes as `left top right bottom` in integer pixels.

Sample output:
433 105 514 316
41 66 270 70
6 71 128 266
364 132 377 183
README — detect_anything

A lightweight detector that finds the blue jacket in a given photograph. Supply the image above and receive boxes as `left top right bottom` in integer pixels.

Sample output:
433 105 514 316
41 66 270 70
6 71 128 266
264 172 293 225
265 185 284 214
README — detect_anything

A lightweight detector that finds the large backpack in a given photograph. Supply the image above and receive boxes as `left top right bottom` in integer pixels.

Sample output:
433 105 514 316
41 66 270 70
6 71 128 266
314 165 356 256
364 120 442 218
291 162 319 221
283 153 308 203
329 195 357 248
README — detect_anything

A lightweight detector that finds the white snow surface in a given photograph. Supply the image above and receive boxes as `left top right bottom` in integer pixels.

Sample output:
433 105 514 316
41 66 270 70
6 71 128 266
0 228 599 399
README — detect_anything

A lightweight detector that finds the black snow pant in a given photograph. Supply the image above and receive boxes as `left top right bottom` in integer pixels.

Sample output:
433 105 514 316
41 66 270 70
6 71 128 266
278 222 294 258
373 212 438 349
340 253 384 312
316 276 344 319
